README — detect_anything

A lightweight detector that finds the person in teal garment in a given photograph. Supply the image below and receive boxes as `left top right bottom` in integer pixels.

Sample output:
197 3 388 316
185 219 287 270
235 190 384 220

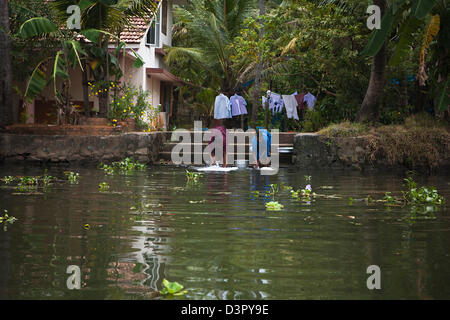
249 124 271 169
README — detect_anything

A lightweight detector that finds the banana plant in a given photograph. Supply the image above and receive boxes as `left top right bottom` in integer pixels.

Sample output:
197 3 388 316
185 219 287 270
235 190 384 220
19 2 147 122
361 0 449 112
51 0 156 117
20 16 87 124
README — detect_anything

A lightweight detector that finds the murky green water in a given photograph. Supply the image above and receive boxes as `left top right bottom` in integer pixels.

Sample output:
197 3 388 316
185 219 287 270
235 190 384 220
0 164 449 300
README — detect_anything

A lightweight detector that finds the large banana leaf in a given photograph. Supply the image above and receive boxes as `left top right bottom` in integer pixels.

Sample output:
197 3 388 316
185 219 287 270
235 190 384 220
52 51 69 95
412 0 437 20
417 15 440 85
66 40 86 70
19 17 58 38
389 16 422 66
113 42 142 72
129 48 145 68
24 59 51 101
361 11 395 57
79 0 96 10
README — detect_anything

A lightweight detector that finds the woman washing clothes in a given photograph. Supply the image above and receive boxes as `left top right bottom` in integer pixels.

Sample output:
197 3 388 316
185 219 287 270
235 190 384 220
250 124 271 169
208 119 228 167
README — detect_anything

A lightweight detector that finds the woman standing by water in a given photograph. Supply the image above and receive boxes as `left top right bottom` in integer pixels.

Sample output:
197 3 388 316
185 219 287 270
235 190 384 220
208 119 228 167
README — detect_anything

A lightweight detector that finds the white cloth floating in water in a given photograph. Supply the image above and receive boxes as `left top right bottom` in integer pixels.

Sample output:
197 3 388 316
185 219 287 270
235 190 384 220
259 167 276 172
195 166 239 172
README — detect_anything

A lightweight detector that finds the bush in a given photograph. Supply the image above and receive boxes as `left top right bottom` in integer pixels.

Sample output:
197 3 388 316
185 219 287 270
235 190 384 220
108 84 160 131
317 121 369 137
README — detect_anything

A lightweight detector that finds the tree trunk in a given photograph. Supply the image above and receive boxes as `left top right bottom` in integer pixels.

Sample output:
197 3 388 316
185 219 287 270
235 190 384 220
251 0 265 124
0 0 13 128
356 0 387 122
81 59 91 117
98 90 108 118
98 38 110 118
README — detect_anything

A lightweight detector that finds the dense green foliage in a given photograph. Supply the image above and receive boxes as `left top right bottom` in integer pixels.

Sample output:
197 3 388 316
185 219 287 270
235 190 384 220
167 0 449 129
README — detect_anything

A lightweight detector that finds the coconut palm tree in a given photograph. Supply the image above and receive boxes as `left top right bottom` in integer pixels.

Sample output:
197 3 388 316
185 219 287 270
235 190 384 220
165 0 255 94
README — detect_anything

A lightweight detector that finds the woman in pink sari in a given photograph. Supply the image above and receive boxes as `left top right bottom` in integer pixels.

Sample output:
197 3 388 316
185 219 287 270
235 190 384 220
209 119 227 167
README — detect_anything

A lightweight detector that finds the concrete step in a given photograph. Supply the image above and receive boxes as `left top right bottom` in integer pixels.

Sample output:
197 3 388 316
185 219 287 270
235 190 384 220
159 151 293 164
167 131 296 144
159 130 295 165
161 142 294 153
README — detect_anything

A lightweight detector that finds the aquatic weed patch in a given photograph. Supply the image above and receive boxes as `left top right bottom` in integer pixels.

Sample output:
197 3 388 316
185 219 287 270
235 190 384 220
1 172 56 191
265 201 284 211
1 210 18 231
186 170 203 184
159 279 187 297
99 157 146 175
64 171 80 184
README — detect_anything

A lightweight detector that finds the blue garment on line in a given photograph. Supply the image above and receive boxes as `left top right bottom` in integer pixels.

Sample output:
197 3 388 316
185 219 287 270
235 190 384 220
214 93 232 119
269 92 284 114
304 93 316 109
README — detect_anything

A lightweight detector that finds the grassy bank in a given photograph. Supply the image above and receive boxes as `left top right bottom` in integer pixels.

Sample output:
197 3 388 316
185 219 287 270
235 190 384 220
317 114 450 169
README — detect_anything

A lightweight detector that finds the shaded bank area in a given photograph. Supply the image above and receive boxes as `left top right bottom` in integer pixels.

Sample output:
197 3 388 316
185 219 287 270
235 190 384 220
0 132 169 164
1 118 449 172
294 121 450 171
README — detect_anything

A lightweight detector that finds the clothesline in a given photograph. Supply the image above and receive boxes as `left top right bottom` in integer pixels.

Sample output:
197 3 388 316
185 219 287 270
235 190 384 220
263 91 316 121
213 91 317 121
214 93 248 120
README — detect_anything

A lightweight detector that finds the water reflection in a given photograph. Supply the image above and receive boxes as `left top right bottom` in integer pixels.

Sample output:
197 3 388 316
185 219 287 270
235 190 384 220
0 164 449 299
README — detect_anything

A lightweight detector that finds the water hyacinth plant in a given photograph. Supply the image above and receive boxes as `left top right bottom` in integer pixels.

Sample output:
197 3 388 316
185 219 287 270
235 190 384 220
186 170 203 184
267 184 280 196
99 158 146 175
65 171 80 184
1 210 18 231
1 176 15 184
291 184 315 201
402 178 444 205
98 182 110 192
265 201 284 211
16 176 39 191
159 279 187 296
42 170 56 187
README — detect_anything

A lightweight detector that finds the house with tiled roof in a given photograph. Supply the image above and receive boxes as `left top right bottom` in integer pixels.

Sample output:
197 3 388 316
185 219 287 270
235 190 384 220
25 0 185 129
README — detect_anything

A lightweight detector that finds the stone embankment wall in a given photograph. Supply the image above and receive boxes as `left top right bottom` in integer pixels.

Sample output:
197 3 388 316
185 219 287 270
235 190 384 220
293 133 450 171
0 132 169 164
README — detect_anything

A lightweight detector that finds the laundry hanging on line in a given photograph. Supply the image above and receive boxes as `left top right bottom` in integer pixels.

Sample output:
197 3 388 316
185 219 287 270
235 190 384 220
304 92 316 109
214 93 232 119
262 91 316 116
230 94 248 116
282 94 300 120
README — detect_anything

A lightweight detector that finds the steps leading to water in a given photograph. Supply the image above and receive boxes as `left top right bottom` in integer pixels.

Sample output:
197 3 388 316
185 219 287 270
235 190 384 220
160 131 296 165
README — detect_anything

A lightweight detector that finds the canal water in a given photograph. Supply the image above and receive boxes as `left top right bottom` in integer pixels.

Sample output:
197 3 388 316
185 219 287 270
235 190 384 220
0 164 449 299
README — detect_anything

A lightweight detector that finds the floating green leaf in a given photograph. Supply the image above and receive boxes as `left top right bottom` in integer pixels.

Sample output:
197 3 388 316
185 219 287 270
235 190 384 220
160 279 187 296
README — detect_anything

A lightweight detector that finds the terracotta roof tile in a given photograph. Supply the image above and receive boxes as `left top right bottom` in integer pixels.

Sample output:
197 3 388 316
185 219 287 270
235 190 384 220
119 16 152 44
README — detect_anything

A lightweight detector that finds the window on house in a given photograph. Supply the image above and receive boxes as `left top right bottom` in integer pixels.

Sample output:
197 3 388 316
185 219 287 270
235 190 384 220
162 0 168 36
146 6 161 47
